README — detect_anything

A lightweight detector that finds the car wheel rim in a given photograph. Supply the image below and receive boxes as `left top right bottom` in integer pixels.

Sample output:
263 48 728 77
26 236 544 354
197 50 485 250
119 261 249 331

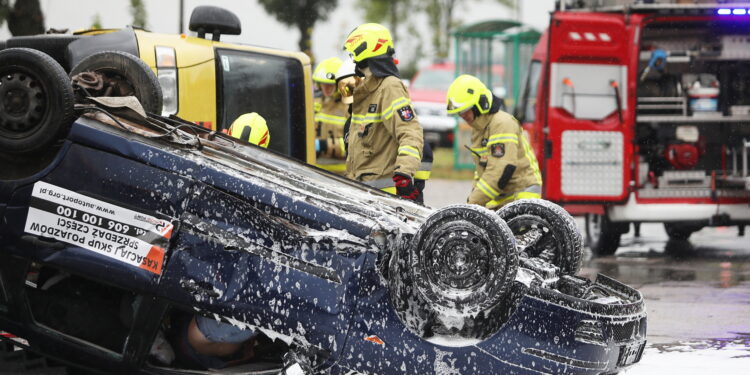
506 214 556 259
93 69 136 97
423 222 490 290
0 71 46 138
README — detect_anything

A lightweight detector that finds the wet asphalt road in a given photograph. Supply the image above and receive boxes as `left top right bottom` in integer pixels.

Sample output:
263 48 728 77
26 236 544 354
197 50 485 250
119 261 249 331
424 179 750 348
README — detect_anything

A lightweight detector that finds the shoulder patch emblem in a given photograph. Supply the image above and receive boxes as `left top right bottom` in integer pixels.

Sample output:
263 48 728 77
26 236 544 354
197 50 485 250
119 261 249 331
490 143 505 157
368 104 378 113
397 106 415 122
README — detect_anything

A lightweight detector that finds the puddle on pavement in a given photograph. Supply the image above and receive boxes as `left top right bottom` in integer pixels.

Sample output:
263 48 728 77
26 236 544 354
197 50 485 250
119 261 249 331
580 244 750 288
649 333 750 354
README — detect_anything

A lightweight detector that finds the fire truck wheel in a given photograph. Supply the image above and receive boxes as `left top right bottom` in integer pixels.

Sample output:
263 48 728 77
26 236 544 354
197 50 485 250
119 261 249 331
0 48 75 156
389 205 518 337
70 50 163 114
585 214 628 256
663 223 703 242
498 199 583 275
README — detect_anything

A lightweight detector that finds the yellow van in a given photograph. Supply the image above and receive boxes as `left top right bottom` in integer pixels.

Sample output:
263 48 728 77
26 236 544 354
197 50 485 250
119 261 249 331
2 5 315 163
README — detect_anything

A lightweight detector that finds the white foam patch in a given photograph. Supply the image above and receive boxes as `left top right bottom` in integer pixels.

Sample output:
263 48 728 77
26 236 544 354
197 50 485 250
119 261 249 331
425 335 481 348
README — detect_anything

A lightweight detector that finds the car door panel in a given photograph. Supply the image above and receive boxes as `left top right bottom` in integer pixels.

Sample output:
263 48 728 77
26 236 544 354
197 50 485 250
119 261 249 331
158 183 369 359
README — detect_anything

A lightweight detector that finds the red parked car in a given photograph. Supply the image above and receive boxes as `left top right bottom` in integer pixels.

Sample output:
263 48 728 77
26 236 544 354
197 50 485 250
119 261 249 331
409 63 506 148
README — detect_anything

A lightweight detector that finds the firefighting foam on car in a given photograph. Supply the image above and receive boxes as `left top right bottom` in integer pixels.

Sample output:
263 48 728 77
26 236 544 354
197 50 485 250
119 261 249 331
4 0 749 374
0 19 647 372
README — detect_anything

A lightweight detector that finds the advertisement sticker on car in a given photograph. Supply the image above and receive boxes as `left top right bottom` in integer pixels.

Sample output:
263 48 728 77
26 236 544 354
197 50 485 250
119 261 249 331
23 181 173 275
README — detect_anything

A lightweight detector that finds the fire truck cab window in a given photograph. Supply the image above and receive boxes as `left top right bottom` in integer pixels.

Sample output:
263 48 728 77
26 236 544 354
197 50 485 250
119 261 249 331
550 62 627 120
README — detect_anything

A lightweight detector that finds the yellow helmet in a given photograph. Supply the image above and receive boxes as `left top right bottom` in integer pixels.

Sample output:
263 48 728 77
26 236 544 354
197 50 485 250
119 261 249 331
446 74 494 115
343 23 394 63
229 112 270 148
313 57 343 84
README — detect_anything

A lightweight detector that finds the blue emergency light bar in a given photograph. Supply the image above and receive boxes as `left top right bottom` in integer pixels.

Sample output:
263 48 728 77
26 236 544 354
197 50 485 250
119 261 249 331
717 8 750 15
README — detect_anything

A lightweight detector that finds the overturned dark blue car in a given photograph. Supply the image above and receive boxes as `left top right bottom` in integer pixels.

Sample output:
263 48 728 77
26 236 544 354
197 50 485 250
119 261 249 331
0 47 646 375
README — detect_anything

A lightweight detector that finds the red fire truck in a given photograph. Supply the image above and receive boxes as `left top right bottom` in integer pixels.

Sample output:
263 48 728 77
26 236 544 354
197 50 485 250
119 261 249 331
517 0 750 255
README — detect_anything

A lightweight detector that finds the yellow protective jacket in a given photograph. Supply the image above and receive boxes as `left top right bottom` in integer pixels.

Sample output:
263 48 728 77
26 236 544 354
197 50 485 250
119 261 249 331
467 110 542 209
314 96 349 173
346 75 424 188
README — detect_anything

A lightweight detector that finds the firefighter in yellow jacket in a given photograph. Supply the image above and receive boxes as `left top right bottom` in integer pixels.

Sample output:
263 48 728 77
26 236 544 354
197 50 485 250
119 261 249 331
342 23 425 202
312 57 349 173
447 74 542 209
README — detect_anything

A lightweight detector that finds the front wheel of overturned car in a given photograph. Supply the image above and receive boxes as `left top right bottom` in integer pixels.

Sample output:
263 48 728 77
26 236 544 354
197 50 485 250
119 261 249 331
0 48 75 156
70 50 163 114
389 204 518 339
498 199 583 275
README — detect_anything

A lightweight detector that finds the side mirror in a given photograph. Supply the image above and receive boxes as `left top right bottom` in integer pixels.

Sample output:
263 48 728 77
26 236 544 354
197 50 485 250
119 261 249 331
189 5 241 41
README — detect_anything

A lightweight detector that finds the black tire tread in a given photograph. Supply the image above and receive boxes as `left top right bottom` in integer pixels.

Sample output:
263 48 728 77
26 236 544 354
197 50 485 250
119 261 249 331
0 47 75 155
663 222 701 241
499 199 584 275
69 50 162 114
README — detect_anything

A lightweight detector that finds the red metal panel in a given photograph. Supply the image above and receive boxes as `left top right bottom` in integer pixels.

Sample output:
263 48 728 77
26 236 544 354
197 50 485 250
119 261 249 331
542 12 635 205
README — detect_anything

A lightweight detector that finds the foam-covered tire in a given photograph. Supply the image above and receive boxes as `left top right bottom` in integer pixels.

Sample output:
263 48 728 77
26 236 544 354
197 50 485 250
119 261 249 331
391 204 518 325
498 199 583 275
70 50 162 114
0 48 75 155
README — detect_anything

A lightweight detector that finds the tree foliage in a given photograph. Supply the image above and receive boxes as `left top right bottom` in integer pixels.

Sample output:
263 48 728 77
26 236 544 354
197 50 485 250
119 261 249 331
425 0 515 59
258 0 338 60
355 0 423 78
355 0 414 44
91 13 102 30
0 0 9 29
7 0 44 36
130 0 148 29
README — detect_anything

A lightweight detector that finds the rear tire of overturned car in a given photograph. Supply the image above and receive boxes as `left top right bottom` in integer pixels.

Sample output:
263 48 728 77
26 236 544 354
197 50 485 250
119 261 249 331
70 50 163 114
389 205 518 339
498 199 583 275
0 48 75 155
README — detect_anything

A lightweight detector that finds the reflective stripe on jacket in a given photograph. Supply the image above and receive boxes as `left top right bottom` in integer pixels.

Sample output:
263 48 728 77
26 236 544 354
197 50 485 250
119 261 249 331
467 110 542 209
315 96 349 173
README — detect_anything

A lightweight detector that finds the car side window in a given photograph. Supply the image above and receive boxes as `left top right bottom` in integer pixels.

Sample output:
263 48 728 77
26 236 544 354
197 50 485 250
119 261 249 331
216 49 307 160
24 264 136 354
519 60 541 123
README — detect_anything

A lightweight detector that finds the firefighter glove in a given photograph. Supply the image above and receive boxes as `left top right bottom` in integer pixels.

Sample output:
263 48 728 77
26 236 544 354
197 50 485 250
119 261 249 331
393 173 420 201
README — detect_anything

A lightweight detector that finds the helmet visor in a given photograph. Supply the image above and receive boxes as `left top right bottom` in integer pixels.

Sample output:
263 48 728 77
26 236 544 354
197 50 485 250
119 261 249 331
446 98 471 115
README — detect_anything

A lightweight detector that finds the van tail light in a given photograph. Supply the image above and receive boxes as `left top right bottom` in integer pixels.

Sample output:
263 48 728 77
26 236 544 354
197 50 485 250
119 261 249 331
155 46 178 116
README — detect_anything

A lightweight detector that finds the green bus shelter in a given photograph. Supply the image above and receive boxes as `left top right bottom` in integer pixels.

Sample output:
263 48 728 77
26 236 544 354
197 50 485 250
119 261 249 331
452 20 541 169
